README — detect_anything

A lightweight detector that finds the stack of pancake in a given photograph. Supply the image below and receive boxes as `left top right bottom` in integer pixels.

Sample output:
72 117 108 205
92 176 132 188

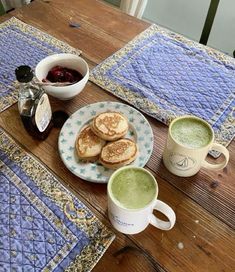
75 111 138 169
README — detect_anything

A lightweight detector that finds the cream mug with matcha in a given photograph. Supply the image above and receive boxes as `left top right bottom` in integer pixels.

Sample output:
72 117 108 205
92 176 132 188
163 115 229 177
107 166 176 234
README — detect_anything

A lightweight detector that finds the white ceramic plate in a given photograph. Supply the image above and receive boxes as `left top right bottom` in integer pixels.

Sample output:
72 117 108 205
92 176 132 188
58 101 153 183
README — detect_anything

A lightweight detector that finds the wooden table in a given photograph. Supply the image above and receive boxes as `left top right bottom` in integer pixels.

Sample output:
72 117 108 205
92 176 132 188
0 1 234 271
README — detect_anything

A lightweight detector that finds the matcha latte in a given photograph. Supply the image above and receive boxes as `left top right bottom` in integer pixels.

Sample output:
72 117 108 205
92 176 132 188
110 168 156 209
171 117 213 149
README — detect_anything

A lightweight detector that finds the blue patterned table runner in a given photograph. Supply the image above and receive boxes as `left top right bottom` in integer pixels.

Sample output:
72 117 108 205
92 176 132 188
0 128 114 271
90 25 235 155
0 17 81 113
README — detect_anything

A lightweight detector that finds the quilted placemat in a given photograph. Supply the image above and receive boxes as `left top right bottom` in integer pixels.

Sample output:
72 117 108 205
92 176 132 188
0 128 115 271
0 17 81 113
90 24 235 154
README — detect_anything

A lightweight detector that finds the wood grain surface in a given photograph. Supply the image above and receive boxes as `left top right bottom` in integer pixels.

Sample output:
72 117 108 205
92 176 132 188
0 1 234 271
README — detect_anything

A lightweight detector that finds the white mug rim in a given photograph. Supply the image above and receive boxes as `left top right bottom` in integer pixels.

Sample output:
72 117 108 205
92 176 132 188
108 166 158 212
169 115 215 150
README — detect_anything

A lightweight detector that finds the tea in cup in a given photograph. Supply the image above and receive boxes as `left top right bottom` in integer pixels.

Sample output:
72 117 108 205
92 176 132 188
107 166 176 234
163 115 229 177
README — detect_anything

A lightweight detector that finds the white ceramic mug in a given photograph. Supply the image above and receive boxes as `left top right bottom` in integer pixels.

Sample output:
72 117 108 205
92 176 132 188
163 115 229 177
107 166 176 234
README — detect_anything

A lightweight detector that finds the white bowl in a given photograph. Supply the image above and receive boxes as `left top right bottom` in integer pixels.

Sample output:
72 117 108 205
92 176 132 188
35 53 89 100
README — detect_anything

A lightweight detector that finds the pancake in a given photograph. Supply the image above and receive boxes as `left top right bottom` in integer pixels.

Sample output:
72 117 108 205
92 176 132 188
76 125 106 161
100 138 138 169
91 111 128 141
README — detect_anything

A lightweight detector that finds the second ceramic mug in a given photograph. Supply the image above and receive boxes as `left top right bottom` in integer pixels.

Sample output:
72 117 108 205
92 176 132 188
107 166 176 234
163 115 229 177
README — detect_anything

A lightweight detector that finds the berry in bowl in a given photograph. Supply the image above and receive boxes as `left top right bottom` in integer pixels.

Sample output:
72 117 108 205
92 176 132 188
43 66 83 84
35 53 89 100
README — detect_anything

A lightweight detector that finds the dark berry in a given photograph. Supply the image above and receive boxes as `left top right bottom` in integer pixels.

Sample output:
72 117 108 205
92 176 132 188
44 66 83 84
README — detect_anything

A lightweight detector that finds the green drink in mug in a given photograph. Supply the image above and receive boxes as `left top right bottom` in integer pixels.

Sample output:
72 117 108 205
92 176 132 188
163 115 229 177
108 166 176 234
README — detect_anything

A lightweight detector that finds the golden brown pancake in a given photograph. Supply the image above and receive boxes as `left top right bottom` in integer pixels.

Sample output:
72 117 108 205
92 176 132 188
91 111 128 141
75 125 106 161
100 138 138 169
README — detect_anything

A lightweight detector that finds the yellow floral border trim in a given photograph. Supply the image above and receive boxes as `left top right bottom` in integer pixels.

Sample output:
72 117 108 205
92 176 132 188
0 128 115 272
90 24 235 154
0 17 81 113
0 17 81 56
2 163 78 272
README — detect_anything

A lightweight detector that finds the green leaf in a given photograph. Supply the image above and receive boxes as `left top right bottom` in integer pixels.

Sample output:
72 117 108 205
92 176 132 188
96 173 102 179
91 165 96 171
115 104 121 109
80 169 86 174
144 143 150 148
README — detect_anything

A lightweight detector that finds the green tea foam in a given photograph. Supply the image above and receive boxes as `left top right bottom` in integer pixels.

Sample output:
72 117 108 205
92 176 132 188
111 169 156 209
171 117 213 148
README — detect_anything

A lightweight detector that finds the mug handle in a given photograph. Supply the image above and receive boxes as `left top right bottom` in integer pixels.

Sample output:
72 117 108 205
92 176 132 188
201 143 229 171
149 200 176 230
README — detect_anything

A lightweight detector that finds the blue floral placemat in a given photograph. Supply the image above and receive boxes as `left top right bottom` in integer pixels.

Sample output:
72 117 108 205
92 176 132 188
0 128 115 271
90 24 235 155
0 17 81 113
